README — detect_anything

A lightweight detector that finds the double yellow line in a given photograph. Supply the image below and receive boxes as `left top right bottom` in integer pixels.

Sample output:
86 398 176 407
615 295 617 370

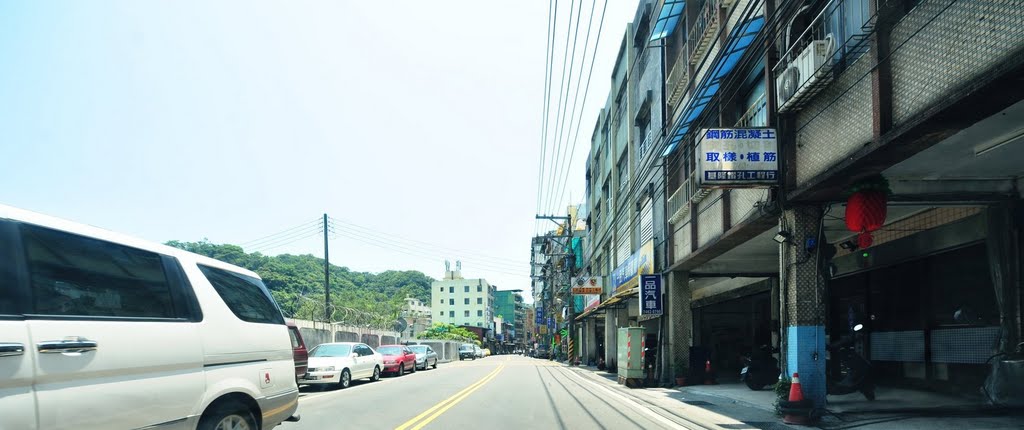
394 364 505 430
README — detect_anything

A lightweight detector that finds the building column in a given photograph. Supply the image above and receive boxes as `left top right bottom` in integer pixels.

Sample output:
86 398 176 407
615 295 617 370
605 309 618 370
781 205 827 408
661 270 692 384
583 319 598 365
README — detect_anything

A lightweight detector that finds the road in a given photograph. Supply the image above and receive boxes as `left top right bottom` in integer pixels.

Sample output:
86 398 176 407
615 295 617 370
288 354 777 430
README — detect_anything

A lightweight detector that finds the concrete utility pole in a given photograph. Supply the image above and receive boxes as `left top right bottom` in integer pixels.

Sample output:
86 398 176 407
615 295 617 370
323 213 331 323
536 213 573 363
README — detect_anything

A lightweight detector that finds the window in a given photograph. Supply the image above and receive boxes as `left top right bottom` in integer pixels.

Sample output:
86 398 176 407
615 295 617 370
449 286 454 293
22 225 179 319
477 310 483 317
464 310 470 317
449 298 454 305
449 311 455 317
477 297 482 304
288 326 301 348
200 264 284 324
477 285 482 292
464 285 469 292
617 154 628 191
439 298 443 304
440 287 444 292
438 311 443 317
464 298 470 305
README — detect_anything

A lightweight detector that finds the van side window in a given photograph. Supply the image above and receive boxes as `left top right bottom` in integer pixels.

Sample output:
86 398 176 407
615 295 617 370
21 225 176 318
199 264 284 325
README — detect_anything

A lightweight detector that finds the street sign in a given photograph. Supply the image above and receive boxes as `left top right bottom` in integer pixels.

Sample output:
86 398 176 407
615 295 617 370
696 128 779 187
639 274 662 319
571 286 602 295
571 276 603 295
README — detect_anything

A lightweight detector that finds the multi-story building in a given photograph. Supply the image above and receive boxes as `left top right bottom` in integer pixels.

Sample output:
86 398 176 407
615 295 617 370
430 262 496 330
401 297 432 338
571 0 1024 411
494 289 527 349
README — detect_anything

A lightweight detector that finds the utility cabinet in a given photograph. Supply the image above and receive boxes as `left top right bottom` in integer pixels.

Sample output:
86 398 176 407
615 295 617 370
617 327 645 381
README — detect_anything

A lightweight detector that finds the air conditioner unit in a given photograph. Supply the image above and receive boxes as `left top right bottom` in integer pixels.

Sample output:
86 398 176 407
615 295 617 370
777 35 835 112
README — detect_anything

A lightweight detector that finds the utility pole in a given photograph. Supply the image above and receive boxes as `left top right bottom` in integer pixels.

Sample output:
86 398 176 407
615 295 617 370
323 213 331 323
566 208 576 365
536 213 573 363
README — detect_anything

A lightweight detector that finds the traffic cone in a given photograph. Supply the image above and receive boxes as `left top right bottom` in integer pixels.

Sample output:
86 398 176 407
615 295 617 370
703 360 715 385
782 372 813 425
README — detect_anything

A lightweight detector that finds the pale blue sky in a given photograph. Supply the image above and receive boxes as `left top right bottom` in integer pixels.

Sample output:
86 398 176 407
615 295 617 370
0 1 637 295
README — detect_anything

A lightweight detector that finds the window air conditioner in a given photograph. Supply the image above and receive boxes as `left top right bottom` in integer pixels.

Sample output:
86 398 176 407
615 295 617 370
776 35 835 113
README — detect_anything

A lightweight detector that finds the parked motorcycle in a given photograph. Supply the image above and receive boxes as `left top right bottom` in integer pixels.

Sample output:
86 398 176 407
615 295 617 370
828 323 875 401
741 345 780 390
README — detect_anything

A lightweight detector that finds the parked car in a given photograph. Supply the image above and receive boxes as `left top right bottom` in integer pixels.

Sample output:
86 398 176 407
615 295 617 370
301 342 382 389
474 346 485 359
287 321 309 383
481 348 491 357
378 345 417 376
408 344 438 370
535 345 551 359
459 343 477 360
0 204 299 430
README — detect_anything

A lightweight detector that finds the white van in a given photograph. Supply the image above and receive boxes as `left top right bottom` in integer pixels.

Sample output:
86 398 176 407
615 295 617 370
0 205 299 430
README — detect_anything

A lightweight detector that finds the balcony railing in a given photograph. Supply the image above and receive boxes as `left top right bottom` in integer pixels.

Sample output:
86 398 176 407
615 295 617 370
666 171 713 224
636 128 654 162
665 52 691 108
688 0 735 67
773 0 875 113
735 93 766 127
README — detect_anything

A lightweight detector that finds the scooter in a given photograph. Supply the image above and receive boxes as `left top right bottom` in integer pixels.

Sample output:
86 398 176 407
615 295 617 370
741 345 780 390
828 323 875 401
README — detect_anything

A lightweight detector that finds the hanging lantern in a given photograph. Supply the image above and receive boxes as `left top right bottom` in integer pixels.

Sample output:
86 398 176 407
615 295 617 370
844 176 890 249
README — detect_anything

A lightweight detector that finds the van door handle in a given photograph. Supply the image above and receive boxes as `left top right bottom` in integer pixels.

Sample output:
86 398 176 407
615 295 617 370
37 337 98 354
0 342 25 357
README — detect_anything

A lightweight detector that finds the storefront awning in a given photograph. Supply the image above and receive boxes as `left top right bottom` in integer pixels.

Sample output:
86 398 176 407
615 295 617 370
650 0 686 41
575 287 637 321
662 15 766 157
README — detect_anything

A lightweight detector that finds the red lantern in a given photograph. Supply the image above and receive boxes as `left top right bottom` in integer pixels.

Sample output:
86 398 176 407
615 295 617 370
845 190 887 248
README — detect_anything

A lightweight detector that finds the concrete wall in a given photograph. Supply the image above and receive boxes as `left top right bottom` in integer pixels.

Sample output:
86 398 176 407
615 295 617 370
290 318 401 350
404 340 466 363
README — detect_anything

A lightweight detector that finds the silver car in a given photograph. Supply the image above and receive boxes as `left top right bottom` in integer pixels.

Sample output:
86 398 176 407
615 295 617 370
408 344 438 370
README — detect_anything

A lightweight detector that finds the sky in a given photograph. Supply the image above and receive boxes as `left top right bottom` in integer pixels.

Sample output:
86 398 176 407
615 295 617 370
0 0 639 300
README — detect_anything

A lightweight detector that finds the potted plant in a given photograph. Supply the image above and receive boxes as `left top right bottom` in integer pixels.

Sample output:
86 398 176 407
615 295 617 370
674 362 689 386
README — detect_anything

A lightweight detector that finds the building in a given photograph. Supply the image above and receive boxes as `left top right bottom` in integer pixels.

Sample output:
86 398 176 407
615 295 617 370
494 289 527 349
400 297 432 338
523 304 536 347
430 261 496 330
568 0 1024 411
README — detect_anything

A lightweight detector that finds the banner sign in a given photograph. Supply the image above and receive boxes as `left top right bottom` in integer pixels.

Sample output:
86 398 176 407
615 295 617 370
611 240 655 291
697 128 778 187
639 275 662 319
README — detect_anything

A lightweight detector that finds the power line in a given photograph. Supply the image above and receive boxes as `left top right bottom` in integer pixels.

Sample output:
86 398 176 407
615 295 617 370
326 222 529 273
536 0 558 217
239 218 321 247
543 0 581 215
328 227 530 277
550 0 609 214
327 216 528 265
249 228 323 253
244 224 323 251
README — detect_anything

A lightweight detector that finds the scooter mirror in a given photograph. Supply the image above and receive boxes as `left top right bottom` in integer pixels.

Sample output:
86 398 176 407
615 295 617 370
853 323 864 332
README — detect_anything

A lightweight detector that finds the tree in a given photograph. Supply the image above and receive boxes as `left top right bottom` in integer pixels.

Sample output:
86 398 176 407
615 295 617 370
416 323 480 345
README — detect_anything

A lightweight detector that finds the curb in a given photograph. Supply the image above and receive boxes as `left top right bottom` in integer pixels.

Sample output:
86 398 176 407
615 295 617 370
676 386 780 415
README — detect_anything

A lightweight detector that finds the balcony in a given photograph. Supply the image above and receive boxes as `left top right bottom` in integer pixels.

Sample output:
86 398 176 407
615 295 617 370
688 0 735 68
735 92 766 128
665 52 690 108
666 171 712 224
773 0 875 113
636 128 654 162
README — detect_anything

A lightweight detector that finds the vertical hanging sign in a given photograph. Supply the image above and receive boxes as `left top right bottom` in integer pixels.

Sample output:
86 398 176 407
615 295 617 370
639 275 662 320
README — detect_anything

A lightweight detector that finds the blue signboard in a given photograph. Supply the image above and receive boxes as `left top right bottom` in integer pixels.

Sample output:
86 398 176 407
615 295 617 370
536 310 545 324
640 275 662 317
611 240 655 290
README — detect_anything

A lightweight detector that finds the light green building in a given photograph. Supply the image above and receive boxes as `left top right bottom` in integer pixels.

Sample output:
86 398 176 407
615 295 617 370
430 262 495 329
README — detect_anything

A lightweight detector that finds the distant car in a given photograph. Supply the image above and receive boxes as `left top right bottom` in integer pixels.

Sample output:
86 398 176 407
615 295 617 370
535 345 551 359
459 343 477 360
301 342 382 389
474 346 485 359
481 348 491 357
378 345 417 376
408 344 438 370
287 321 308 383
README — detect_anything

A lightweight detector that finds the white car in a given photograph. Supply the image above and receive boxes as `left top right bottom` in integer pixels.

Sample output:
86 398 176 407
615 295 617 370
0 204 299 430
301 342 382 388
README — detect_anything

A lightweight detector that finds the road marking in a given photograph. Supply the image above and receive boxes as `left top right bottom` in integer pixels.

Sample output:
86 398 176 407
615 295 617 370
394 364 505 430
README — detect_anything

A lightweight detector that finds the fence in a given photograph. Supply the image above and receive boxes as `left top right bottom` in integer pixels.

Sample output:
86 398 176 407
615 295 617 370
290 318 402 350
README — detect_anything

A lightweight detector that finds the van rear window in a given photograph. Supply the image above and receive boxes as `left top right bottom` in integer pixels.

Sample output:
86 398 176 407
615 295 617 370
199 264 283 324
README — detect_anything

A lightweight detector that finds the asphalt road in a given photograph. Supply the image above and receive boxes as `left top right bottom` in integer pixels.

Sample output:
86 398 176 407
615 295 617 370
287 355 769 430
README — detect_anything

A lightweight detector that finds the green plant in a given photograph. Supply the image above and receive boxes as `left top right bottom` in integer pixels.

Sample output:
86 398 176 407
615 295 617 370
772 376 792 416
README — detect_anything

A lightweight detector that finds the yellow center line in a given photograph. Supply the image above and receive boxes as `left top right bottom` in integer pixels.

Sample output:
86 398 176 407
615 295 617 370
407 364 504 430
393 364 504 430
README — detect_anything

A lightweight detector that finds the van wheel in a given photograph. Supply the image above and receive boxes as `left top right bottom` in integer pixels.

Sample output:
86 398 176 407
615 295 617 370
199 402 256 430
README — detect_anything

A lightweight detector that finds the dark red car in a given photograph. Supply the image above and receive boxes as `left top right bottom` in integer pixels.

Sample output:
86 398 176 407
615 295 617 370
378 344 417 376
287 321 308 383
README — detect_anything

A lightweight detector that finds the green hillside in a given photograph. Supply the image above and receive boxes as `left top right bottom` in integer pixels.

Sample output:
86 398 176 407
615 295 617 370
165 240 433 328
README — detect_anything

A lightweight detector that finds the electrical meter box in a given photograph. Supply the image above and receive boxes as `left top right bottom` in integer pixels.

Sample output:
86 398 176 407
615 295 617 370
617 327 645 379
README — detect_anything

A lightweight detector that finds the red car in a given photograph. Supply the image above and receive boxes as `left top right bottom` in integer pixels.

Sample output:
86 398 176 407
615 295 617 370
378 345 417 376
287 321 308 383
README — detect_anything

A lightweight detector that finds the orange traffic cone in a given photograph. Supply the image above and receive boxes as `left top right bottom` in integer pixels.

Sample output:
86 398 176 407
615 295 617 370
703 360 715 385
782 372 813 425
